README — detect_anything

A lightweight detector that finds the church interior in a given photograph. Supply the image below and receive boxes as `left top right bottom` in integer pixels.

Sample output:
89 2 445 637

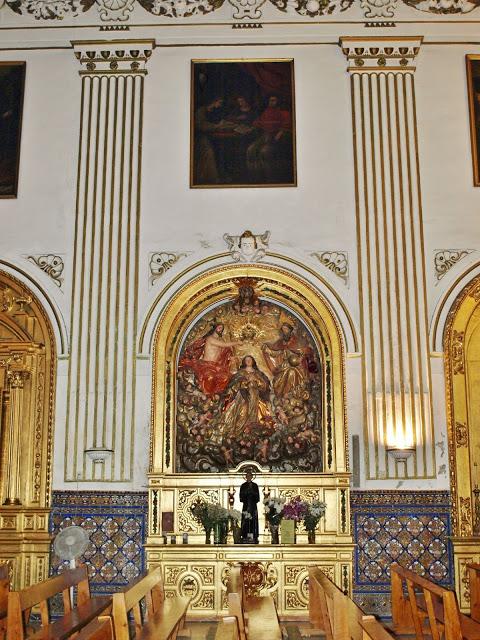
1 0 480 637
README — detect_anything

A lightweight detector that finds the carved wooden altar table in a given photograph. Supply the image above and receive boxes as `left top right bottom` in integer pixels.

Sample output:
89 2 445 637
145 542 354 619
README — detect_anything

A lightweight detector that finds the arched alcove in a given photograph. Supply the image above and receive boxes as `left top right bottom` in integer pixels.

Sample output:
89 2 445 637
444 274 480 610
0 270 56 588
145 265 354 616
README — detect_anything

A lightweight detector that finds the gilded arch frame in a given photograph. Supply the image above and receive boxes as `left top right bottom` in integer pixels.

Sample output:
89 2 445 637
150 264 348 476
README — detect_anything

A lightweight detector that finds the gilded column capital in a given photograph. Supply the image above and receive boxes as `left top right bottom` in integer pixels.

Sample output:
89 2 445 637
7 369 30 389
72 39 155 76
339 36 423 73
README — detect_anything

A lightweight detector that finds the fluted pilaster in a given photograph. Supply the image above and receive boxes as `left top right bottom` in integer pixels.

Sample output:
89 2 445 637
341 37 434 479
66 40 154 481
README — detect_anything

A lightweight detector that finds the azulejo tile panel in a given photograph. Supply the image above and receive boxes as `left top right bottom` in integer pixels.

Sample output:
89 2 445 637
50 491 147 595
351 490 453 618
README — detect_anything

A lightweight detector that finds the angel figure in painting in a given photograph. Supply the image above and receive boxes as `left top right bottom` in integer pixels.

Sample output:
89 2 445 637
262 322 314 398
217 355 272 441
179 322 239 396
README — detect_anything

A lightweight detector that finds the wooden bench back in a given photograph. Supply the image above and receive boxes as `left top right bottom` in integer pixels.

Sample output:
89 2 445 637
7 566 91 640
0 563 10 640
226 566 247 640
308 567 395 640
215 617 240 640
308 567 347 640
112 567 165 640
468 563 480 623
391 563 463 640
358 616 397 640
74 617 113 640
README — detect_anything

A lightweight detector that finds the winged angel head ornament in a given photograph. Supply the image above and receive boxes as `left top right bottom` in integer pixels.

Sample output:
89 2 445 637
223 230 271 263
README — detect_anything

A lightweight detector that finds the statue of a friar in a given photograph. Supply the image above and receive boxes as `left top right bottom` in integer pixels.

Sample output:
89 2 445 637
240 469 260 544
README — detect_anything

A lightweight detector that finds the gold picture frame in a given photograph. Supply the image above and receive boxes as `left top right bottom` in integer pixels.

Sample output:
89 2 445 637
466 55 480 186
190 59 297 188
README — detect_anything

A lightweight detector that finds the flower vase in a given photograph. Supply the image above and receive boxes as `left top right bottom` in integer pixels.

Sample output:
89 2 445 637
205 527 212 544
213 522 223 544
307 529 316 544
220 521 228 545
270 524 280 544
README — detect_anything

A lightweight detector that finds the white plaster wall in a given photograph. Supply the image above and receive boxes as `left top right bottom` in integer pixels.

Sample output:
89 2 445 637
1 29 479 493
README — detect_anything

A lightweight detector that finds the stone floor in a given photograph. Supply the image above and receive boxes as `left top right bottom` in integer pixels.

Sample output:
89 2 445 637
185 622 321 639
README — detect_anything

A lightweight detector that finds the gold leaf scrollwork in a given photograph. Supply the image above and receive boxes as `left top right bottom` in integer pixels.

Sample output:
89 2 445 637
460 558 473 603
193 565 214 585
455 422 469 448
192 590 215 609
452 330 465 375
460 497 472 537
470 284 480 303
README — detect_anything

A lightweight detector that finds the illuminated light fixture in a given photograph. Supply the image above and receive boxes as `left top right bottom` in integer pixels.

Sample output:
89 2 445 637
386 445 415 461
84 447 113 464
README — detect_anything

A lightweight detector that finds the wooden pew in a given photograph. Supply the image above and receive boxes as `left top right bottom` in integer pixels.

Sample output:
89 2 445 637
226 564 282 640
214 617 240 640
7 566 111 640
74 618 114 640
468 563 480 623
0 563 10 640
308 566 395 640
390 563 480 640
111 567 190 640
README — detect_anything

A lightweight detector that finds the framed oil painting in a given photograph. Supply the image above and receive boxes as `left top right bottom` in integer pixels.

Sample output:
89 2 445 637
0 62 26 198
190 59 297 188
467 55 480 186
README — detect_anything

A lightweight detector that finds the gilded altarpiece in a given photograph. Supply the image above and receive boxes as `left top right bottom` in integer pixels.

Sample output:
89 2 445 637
444 275 480 611
0 272 55 589
146 265 354 617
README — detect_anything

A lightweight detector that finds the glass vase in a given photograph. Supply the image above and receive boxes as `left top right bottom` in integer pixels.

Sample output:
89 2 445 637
307 529 316 544
270 523 280 544
213 522 222 544
205 527 212 544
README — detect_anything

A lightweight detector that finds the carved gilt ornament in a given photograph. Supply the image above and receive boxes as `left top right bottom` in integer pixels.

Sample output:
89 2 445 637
27 255 64 288
224 230 270 263
149 252 188 286
310 251 348 284
434 250 474 282
340 37 422 72
2 0 480 20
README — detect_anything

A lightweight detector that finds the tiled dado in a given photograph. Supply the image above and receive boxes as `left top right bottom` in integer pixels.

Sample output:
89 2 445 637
50 491 147 595
351 490 453 618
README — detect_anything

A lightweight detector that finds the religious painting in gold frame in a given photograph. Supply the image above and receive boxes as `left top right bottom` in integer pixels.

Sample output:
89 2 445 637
0 62 26 198
190 59 297 188
466 55 480 186
175 279 324 473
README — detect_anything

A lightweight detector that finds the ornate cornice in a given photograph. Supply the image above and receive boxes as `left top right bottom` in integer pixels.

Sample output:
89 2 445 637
340 36 423 73
2 0 480 21
72 39 154 75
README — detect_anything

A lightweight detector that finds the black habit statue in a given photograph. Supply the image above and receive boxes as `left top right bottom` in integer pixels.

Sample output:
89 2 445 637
240 470 260 543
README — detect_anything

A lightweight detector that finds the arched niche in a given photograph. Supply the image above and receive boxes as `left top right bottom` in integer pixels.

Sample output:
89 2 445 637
0 271 56 588
444 274 480 611
147 264 353 555
150 265 347 476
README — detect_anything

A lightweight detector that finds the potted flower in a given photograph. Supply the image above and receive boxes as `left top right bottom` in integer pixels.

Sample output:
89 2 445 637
263 496 286 544
282 496 308 544
303 499 326 544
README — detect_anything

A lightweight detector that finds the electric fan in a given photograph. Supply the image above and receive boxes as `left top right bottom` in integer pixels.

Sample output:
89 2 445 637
53 526 89 569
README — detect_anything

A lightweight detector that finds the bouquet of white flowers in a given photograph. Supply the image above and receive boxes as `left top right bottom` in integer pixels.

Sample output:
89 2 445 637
303 499 326 532
263 496 286 526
